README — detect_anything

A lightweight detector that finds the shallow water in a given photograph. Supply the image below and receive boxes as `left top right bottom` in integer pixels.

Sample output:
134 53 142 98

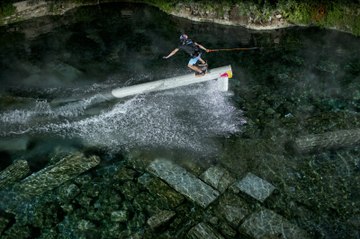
0 2 359 239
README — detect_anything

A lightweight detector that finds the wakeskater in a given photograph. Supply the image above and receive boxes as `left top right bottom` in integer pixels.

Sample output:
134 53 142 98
163 34 259 77
163 34 209 76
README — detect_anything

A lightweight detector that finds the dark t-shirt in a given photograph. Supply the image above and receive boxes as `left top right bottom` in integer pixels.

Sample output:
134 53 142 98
179 39 200 57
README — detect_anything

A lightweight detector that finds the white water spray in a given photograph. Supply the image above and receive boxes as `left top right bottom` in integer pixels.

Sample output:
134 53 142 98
0 81 244 153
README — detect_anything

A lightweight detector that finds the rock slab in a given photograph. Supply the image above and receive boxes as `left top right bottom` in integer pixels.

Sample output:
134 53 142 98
235 172 275 202
200 166 235 193
216 192 251 227
0 160 30 189
239 209 310 239
147 159 219 208
16 152 100 197
187 222 225 239
147 210 176 229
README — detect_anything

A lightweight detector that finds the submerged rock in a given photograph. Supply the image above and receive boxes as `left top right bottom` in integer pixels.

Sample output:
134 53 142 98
138 173 185 208
57 183 80 202
0 160 30 190
187 222 225 239
200 165 235 193
111 210 128 223
289 129 360 154
234 172 276 203
147 159 219 208
239 209 310 239
215 192 251 227
15 152 100 197
147 210 176 230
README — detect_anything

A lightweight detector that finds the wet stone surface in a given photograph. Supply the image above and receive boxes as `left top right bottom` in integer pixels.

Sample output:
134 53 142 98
0 160 30 190
234 172 276 203
138 173 185 208
187 222 225 239
239 209 311 239
147 159 220 208
200 165 235 193
15 152 100 198
215 192 251 227
147 210 176 230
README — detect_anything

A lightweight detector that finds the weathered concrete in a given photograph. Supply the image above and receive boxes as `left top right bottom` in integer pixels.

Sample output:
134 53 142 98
234 172 275 203
187 222 225 239
111 65 232 99
239 209 310 239
0 160 30 190
16 152 100 197
147 159 220 208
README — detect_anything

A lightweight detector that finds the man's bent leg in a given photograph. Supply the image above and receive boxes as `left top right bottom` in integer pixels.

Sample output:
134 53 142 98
188 64 203 73
188 57 203 73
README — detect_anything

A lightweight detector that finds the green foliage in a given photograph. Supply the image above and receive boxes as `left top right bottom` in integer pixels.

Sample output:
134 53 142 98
0 2 16 18
144 0 178 12
0 0 359 36
275 0 360 36
325 3 360 36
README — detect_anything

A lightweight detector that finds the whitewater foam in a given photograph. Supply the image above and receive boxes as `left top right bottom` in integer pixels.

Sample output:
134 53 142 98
0 80 244 153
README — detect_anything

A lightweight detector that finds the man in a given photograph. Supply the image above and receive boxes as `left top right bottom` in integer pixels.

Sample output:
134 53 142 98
163 34 209 76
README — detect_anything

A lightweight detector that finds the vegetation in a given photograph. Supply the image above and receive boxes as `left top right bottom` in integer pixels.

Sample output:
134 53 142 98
0 2 15 19
276 0 360 35
0 0 359 35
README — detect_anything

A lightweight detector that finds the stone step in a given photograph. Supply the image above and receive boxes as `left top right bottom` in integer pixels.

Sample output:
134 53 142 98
147 159 219 208
234 172 275 203
239 209 310 239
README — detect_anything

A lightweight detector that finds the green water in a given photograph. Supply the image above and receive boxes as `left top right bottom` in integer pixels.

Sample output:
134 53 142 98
0 2 359 239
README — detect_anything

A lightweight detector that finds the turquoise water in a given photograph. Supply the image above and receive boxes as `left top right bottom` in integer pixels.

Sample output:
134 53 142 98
0 3 359 238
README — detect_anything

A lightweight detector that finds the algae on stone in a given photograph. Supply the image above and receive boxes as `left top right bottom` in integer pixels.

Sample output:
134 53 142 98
0 160 30 190
15 152 100 197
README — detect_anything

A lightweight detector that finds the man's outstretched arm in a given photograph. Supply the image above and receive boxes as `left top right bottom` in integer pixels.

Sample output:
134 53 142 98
195 43 209 52
163 48 179 59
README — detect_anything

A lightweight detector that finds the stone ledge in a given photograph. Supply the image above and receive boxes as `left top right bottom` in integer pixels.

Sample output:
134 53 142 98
147 159 219 208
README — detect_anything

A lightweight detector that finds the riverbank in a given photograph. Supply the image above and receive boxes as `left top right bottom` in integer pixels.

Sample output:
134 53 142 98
0 0 359 36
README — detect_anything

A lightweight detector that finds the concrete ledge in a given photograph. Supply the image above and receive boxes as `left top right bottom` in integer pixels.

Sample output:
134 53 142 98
111 65 232 99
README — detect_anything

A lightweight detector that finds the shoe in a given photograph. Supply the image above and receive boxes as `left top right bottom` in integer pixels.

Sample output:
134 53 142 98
195 71 205 76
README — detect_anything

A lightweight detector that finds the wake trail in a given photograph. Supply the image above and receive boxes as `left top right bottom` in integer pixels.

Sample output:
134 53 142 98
0 80 245 153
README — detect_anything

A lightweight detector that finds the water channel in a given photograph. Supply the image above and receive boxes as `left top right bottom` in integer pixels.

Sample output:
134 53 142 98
0 2 359 239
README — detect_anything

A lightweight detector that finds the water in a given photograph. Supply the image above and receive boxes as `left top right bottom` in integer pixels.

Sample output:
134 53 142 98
0 3 244 155
0 2 359 239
